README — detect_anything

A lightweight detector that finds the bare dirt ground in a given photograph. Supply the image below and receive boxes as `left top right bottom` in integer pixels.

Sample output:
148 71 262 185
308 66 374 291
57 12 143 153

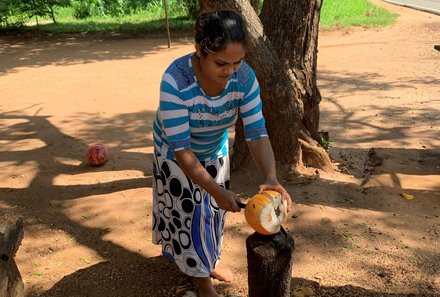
1 1 439 296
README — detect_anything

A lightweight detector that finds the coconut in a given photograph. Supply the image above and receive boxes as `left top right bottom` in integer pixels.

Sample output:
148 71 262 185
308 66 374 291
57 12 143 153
244 190 287 235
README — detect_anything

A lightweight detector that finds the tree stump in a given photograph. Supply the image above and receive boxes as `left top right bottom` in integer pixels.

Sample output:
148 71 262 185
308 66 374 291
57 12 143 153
0 212 25 297
246 227 294 297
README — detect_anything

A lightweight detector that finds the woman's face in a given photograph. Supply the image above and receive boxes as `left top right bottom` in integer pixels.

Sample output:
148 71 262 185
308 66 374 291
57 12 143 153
196 42 245 85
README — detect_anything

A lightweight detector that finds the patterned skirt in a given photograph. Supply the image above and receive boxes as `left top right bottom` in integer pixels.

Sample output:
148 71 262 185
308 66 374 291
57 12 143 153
152 153 229 277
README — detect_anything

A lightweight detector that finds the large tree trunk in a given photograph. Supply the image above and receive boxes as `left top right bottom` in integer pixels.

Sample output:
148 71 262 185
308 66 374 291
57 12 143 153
261 0 330 172
261 0 322 139
200 0 333 175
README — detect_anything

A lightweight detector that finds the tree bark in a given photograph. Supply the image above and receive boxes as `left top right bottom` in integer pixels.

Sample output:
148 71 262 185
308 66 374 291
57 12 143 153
261 0 323 140
250 0 260 14
246 228 295 297
0 214 25 297
199 0 333 175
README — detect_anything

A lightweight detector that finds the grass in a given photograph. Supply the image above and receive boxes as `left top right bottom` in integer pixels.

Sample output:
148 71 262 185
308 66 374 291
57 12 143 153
15 6 193 35
1 0 397 35
31 16 193 35
320 0 398 29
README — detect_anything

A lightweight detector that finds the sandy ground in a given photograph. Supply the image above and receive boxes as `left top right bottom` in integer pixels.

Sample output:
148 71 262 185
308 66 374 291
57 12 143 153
0 1 439 296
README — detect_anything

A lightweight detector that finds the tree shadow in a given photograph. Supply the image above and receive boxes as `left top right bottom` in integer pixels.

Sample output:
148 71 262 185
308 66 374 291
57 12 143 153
0 107 159 293
290 277 439 297
1 30 438 296
29 256 191 297
318 69 440 94
0 32 193 76
318 69 440 148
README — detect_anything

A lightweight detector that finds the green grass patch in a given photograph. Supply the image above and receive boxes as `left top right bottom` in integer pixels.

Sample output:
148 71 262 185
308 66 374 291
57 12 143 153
31 16 192 35
320 0 398 30
17 7 192 35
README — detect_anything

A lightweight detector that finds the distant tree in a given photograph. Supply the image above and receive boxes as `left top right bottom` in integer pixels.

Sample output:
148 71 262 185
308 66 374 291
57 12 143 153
28 0 70 24
182 0 200 19
0 0 69 26
0 0 29 27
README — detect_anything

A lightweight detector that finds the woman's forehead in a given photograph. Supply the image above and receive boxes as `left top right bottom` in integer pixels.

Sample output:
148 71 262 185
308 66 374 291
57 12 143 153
211 43 245 62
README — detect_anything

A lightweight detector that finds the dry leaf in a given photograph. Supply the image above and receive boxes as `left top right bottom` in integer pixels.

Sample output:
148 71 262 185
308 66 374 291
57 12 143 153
399 192 414 200
175 284 192 294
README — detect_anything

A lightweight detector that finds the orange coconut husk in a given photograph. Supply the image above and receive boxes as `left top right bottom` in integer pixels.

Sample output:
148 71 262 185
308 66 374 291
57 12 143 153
244 190 287 235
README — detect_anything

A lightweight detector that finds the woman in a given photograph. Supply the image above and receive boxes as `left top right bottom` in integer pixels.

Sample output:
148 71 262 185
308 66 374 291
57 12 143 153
152 10 292 297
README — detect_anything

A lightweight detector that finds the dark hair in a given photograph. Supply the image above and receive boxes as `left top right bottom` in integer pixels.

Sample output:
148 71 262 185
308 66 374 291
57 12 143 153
195 10 248 56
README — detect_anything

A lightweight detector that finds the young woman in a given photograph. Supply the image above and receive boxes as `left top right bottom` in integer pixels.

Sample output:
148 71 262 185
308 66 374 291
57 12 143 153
152 10 292 297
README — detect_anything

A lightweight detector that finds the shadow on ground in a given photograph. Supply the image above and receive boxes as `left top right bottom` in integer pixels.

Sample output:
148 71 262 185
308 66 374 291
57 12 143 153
290 277 439 297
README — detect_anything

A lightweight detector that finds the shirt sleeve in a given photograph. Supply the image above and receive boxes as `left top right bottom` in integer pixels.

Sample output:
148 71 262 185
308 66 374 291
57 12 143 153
238 66 268 141
159 73 191 152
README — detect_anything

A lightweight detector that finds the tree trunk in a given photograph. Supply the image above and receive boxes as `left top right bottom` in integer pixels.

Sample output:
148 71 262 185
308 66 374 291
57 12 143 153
261 0 331 171
0 214 25 297
49 6 57 24
250 0 260 14
199 0 333 175
246 228 295 297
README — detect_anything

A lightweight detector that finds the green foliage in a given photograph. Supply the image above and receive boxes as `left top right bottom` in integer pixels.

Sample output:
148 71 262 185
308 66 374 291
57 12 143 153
182 0 199 20
71 0 106 19
0 0 30 27
70 0 192 20
31 15 192 34
71 0 135 19
318 131 333 150
320 0 398 29
1 0 398 34
0 0 69 26
145 0 188 18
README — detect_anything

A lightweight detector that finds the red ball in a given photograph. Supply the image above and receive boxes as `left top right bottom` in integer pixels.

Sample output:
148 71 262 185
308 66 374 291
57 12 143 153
86 143 109 167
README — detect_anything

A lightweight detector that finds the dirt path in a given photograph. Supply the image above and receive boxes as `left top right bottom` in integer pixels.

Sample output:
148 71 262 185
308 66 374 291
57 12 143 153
0 1 439 296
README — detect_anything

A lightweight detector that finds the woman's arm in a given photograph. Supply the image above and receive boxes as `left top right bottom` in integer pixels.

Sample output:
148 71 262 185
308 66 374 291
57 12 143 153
247 137 293 212
174 149 241 212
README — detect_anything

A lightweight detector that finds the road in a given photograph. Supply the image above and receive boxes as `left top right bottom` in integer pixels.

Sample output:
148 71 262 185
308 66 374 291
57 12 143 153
384 0 440 15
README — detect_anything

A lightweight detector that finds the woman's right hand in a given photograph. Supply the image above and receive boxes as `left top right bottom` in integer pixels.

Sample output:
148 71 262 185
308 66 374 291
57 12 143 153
213 187 241 213
173 150 241 212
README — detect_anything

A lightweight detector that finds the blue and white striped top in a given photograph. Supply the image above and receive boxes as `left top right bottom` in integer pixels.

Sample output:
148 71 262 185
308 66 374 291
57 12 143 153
153 53 268 161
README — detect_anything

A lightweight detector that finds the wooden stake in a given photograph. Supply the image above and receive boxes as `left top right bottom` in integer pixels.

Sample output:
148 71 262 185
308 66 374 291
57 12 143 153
246 227 295 297
163 0 171 48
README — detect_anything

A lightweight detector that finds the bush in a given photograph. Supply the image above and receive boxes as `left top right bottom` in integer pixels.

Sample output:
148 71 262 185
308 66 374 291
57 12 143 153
72 0 106 19
182 0 199 19
0 0 70 26
0 0 29 27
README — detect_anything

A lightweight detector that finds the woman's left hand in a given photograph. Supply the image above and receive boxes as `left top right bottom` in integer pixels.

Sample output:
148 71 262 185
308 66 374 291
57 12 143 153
259 180 293 213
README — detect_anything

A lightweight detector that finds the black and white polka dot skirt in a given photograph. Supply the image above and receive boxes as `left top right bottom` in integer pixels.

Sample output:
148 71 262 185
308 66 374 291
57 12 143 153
152 153 229 277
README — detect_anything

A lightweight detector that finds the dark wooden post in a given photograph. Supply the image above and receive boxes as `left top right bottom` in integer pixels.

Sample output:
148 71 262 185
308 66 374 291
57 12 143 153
0 213 25 297
246 227 294 297
163 0 171 48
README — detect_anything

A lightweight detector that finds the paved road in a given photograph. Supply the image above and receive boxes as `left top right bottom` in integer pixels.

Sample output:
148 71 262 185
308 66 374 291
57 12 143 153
384 0 440 15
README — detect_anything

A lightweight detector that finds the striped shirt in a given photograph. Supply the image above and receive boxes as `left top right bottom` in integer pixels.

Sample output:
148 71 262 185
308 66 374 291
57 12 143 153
153 53 268 161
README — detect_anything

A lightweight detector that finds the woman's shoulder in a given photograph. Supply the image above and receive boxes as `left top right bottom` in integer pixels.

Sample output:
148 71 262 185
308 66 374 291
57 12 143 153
163 53 196 91
236 60 256 87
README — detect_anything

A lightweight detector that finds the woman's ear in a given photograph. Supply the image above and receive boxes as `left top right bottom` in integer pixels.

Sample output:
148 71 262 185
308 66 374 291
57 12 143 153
195 44 202 58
